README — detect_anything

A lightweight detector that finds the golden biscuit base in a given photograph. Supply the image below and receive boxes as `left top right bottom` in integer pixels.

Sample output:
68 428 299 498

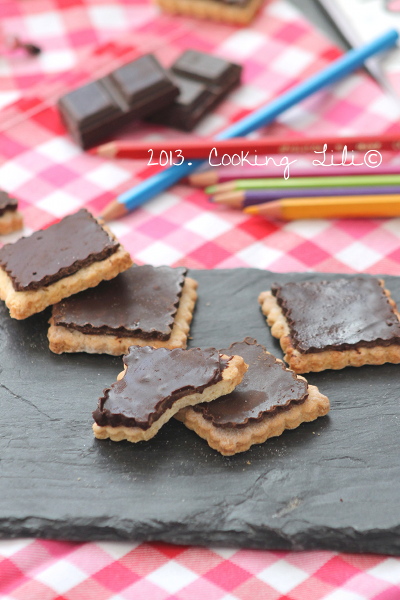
0 222 132 320
0 210 23 235
176 380 330 455
154 0 264 25
48 277 198 355
92 353 248 443
258 283 400 374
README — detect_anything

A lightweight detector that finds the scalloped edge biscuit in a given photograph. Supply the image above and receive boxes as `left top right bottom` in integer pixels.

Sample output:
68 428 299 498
176 379 329 456
0 222 132 320
258 281 400 374
48 277 198 354
0 210 23 235
92 353 248 443
154 0 263 25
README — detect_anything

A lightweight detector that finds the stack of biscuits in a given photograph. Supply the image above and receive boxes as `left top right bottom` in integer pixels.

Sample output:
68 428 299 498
1 208 399 456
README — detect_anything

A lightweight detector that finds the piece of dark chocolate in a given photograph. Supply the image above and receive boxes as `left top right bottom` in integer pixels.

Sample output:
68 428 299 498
52 265 187 339
93 346 227 429
172 50 241 86
272 278 400 354
0 191 18 217
148 50 242 131
0 208 119 291
58 54 179 149
194 338 308 428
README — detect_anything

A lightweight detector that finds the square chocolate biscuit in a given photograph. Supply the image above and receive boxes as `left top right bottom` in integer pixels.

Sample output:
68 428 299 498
259 277 400 373
0 208 132 319
177 339 329 455
0 191 23 235
92 345 248 443
48 265 198 355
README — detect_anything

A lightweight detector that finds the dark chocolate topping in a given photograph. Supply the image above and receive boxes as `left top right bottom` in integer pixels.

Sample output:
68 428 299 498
0 208 119 292
272 278 400 354
52 265 187 339
0 191 18 217
93 346 227 430
194 338 308 428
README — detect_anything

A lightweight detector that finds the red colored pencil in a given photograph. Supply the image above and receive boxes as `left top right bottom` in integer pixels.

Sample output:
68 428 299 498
90 132 400 162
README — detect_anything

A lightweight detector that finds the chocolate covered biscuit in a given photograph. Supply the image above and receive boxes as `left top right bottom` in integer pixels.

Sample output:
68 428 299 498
92 345 248 442
177 339 329 455
259 278 400 373
0 208 132 319
0 191 23 235
48 265 198 354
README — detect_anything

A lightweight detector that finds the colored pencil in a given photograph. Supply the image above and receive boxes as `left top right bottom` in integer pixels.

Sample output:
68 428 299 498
212 185 400 208
243 195 400 220
206 173 400 195
92 131 400 162
99 29 399 221
190 159 400 187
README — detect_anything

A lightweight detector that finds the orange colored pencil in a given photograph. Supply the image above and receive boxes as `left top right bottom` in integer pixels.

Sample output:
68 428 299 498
243 195 400 220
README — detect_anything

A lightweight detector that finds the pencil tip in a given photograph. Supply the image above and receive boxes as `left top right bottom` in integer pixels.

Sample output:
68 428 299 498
243 206 259 215
91 142 116 158
205 185 217 194
100 200 128 222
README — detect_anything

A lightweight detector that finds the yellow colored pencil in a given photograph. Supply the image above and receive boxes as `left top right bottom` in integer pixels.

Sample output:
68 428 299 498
243 195 400 220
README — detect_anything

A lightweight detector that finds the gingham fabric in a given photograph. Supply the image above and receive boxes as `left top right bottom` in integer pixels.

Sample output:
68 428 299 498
1 1 400 598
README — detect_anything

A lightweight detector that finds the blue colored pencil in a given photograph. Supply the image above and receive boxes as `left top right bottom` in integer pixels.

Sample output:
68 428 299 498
101 29 399 220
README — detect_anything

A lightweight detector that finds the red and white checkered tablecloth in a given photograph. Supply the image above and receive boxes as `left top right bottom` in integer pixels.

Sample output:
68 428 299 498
1 1 400 598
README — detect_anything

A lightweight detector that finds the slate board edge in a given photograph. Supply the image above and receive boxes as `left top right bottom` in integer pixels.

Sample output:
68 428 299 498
1 267 399 554
2 517 400 555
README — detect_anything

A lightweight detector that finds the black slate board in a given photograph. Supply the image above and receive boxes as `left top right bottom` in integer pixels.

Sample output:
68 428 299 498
1 268 400 554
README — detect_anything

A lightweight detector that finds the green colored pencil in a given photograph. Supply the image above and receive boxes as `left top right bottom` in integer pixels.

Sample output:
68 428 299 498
206 173 400 195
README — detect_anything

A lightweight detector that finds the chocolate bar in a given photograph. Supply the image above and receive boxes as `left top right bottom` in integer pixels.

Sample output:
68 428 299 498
148 50 242 131
58 54 179 149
